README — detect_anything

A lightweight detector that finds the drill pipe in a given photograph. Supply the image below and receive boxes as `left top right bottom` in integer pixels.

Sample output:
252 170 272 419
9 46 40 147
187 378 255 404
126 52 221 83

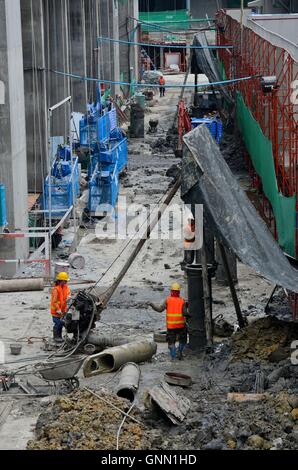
91 177 181 312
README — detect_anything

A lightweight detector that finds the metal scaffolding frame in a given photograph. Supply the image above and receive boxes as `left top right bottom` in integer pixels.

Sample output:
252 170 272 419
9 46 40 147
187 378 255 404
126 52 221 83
216 10 298 319
216 9 298 251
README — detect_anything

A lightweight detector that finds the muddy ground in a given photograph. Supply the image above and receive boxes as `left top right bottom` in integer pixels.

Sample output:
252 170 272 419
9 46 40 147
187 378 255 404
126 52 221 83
0 74 297 450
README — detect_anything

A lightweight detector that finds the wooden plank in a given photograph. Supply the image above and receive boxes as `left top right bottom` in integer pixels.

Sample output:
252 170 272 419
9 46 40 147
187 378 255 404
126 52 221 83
227 393 266 403
145 381 190 425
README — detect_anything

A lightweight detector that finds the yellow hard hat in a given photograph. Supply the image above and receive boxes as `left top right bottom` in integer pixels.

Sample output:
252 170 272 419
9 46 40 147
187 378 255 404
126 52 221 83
171 283 181 291
56 272 69 282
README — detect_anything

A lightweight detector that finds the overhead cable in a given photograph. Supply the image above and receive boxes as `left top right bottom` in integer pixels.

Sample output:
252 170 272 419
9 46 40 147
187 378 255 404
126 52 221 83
97 36 233 50
50 69 260 89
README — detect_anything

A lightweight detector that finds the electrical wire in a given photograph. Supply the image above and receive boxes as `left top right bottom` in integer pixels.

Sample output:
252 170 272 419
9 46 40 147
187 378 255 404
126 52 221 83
116 401 136 450
50 69 260 89
97 36 233 50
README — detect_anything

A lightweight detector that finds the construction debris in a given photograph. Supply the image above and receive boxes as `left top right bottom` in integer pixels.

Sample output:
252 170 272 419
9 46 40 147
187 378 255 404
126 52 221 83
144 381 191 425
27 389 152 450
68 253 85 270
227 393 266 403
231 316 298 362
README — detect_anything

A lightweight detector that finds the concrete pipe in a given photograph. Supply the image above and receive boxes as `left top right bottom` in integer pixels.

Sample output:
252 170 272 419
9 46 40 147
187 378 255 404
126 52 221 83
115 362 141 402
83 340 157 378
86 332 129 351
68 253 85 270
0 278 44 293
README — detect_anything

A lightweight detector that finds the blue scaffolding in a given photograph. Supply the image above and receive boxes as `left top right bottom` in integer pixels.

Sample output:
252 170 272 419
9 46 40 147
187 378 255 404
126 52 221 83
80 103 127 216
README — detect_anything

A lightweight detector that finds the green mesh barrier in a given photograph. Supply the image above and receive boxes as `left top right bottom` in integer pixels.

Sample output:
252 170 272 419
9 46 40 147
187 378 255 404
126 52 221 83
218 58 227 81
236 91 296 256
130 79 137 97
139 10 190 31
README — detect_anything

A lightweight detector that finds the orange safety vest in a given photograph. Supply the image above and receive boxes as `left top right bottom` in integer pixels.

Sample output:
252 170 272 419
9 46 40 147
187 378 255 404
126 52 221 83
51 284 71 317
159 77 165 86
166 296 185 330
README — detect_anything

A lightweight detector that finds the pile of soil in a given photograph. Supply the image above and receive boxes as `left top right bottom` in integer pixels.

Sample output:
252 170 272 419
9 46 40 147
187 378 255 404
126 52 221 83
231 316 298 362
27 389 153 450
154 391 298 450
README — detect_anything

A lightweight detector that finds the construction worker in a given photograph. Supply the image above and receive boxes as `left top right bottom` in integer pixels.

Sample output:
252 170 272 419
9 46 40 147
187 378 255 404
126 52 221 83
181 216 196 270
149 283 188 360
51 272 71 343
159 75 166 97
181 207 203 270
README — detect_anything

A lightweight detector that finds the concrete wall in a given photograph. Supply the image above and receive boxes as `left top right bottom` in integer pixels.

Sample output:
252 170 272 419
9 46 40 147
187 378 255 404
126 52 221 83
85 0 100 102
21 0 47 193
44 0 71 138
21 0 138 191
0 0 28 276
249 14 298 44
69 0 88 112
247 14 298 62
1 0 138 244
119 0 139 95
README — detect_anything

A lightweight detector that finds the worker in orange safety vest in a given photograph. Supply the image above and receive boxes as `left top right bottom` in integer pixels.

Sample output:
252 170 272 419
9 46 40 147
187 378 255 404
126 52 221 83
149 283 188 360
51 272 71 343
159 75 166 97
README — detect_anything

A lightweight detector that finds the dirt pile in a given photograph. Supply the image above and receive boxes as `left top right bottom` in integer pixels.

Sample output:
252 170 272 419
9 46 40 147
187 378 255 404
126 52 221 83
27 389 153 450
149 391 298 450
231 316 298 362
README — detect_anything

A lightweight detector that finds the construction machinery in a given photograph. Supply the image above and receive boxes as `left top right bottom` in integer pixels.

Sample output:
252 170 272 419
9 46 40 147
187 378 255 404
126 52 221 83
43 145 80 218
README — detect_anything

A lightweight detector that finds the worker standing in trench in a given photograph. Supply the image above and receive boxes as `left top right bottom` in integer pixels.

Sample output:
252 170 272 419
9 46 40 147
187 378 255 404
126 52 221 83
159 75 166 98
50 272 71 343
148 283 188 360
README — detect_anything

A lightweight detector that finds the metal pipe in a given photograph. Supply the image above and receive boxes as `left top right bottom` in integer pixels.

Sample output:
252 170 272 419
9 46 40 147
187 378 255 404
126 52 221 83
0 278 44 293
186 264 215 351
49 96 72 113
201 231 213 348
83 341 157 378
115 362 141 402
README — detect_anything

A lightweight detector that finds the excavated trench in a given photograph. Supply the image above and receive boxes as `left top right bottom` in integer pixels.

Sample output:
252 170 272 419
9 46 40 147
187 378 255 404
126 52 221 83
2 75 298 451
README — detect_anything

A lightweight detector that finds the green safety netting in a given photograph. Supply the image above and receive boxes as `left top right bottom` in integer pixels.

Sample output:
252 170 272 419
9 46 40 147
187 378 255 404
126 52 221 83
236 92 296 256
139 10 190 31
